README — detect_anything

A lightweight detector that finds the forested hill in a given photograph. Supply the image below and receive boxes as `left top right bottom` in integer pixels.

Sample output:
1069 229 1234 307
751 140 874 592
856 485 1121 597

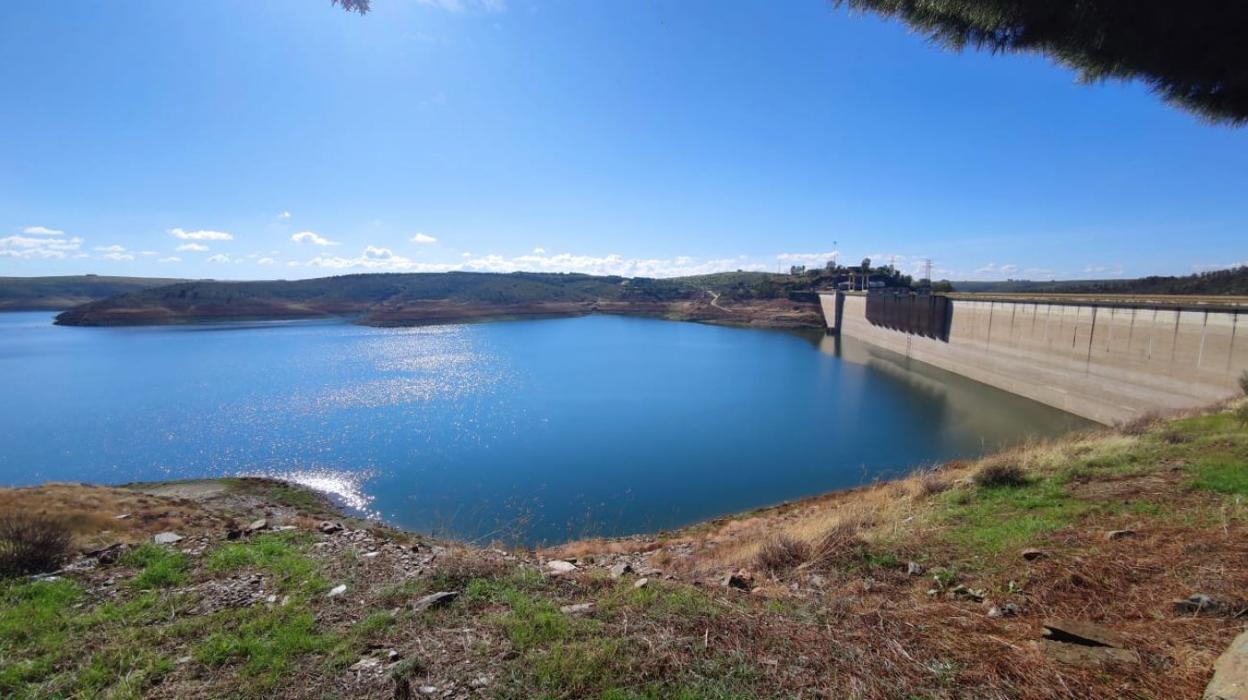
0 275 189 310
50 271 820 327
953 265 1248 296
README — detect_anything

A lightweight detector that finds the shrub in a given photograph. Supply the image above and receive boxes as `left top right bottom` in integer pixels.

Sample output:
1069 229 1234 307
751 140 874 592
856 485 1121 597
1239 370 1248 396
912 470 951 499
0 511 72 578
1235 402 1248 427
753 535 811 576
973 462 1029 488
1119 412 1159 436
807 521 867 571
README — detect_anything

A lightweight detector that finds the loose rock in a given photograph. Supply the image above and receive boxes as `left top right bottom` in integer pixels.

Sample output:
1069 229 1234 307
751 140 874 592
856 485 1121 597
246 518 267 533
327 584 347 598
1021 548 1047 561
411 591 459 612
349 657 382 673
633 577 650 589
988 602 1021 618
153 532 184 545
319 521 344 534
1105 529 1136 541
546 560 577 575
1205 629 1248 700
1040 619 1139 667
560 602 595 615
608 562 634 578
722 571 754 591
88 543 128 565
1173 592 1226 615
906 561 925 576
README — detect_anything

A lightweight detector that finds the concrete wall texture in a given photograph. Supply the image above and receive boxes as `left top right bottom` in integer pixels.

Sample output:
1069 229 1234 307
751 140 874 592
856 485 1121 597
827 293 1248 424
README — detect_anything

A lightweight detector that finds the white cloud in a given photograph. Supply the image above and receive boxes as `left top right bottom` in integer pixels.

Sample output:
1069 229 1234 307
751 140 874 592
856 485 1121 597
0 235 83 259
1192 261 1248 273
170 227 233 241
158 256 181 263
416 0 506 12
139 250 159 256
410 233 437 244
278 211 292 220
93 244 126 253
1081 264 1126 277
776 251 840 268
100 252 135 261
207 254 231 263
300 248 767 277
22 225 63 236
286 261 301 267
966 261 1029 279
176 242 209 252
257 257 275 265
532 247 546 254
291 231 338 246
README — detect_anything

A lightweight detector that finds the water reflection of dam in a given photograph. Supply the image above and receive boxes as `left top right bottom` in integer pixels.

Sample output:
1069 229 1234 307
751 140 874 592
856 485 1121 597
820 291 1248 424
819 334 1090 441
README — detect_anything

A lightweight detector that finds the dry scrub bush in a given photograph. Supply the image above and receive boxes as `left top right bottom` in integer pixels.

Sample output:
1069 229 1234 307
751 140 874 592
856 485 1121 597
973 462 1029 488
805 521 868 571
1239 370 1248 395
1119 411 1160 436
912 471 951 499
0 511 71 578
753 535 811 576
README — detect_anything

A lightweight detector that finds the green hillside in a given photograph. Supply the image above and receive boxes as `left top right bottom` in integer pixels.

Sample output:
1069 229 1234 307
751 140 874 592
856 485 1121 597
0 275 189 310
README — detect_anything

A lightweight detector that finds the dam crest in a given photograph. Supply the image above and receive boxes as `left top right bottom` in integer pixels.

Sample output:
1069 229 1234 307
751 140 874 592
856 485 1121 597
821 291 1248 424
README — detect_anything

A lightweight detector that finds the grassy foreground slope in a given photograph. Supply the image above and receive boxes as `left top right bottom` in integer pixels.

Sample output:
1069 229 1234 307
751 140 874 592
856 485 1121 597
0 275 187 310
52 271 824 329
2 400 1247 698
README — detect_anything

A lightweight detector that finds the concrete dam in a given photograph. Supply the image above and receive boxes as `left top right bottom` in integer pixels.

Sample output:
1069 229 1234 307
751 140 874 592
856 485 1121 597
820 291 1248 424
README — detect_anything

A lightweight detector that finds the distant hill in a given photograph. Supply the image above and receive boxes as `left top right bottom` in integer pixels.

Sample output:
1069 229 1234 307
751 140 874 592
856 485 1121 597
952 266 1248 296
51 271 825 328
0 275 189 311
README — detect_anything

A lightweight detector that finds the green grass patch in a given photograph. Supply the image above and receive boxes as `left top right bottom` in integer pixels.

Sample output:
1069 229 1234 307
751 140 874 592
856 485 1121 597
0 579 80 695
195 605 332 686
497 590 578 650
1188 457 1248 496
940 479 1090 555
464 567 547 604
205 533 323 592
74 648 173 699
121 544 190 589
596 579 720 619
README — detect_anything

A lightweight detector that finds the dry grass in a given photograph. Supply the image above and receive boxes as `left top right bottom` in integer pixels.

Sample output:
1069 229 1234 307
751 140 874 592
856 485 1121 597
911 469 952 499
753 535 810 575
0 483 215 551
803 520 868 572
1118 410 1161 435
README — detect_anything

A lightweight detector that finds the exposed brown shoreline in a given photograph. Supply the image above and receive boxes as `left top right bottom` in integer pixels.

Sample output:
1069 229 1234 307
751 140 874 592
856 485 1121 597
53 297 826 330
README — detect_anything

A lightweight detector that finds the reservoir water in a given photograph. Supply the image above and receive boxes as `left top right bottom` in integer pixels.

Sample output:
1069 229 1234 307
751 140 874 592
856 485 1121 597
0 312 1087 544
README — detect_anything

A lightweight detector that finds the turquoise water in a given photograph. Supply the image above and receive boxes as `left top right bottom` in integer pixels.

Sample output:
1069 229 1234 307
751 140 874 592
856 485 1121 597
0 312 1086 544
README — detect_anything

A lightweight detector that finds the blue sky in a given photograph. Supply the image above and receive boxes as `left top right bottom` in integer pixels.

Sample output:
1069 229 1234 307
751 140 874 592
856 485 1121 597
2 0 1245 281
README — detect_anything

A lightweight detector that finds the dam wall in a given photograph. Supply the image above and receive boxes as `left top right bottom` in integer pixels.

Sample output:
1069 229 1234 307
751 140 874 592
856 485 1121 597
826 292 1248 424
